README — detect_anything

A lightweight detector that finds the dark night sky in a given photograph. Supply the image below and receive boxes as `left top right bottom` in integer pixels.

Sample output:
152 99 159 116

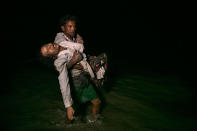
1 1 196 76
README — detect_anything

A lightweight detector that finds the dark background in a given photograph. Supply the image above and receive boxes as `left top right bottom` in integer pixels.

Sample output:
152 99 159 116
1 1 196 86
1 2 197 130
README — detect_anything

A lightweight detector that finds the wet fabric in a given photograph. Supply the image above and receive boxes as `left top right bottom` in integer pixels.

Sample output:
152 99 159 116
88 53 108 87
54 53 73 108
71 72 90 89
73 83 98 104
57 39 95 78
89 53 108 77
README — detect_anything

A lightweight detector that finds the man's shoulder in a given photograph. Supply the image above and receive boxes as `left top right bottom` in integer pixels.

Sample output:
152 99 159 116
55 32 64 37
54 32 66 44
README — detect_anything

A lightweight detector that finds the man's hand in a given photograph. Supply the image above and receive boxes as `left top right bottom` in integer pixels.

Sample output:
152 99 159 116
76 34 84 44
67 106 75 120
67 51 83 69
73 63 84 70
72 51 83 62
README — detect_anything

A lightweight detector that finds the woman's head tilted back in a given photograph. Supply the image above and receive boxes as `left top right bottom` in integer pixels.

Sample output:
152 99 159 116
40 43 61 59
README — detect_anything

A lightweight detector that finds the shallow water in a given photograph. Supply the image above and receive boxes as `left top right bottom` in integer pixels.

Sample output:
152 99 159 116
1 61 197 131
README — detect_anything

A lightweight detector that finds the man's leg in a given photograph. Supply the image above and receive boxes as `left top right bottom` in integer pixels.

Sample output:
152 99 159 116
85 98 103 123
90 98 101 116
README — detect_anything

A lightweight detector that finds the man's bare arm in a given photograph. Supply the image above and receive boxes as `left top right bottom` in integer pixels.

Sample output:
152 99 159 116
67 51 83 69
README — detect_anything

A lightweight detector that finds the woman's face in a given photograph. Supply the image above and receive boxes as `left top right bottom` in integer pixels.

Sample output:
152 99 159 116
41 43 60 57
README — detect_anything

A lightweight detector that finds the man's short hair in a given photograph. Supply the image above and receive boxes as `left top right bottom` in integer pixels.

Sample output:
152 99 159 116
59 14 78 26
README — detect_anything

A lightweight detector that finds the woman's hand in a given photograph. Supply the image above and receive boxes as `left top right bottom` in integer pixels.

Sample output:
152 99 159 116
67 106 75 120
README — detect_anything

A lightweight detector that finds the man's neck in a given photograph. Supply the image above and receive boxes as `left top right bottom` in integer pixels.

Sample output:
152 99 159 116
64 33 74 42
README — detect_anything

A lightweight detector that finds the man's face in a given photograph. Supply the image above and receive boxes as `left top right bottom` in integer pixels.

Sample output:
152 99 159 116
61 20 76 38
41 43 60 57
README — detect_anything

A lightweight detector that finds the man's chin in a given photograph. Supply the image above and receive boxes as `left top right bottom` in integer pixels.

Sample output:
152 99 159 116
70 33 75 37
